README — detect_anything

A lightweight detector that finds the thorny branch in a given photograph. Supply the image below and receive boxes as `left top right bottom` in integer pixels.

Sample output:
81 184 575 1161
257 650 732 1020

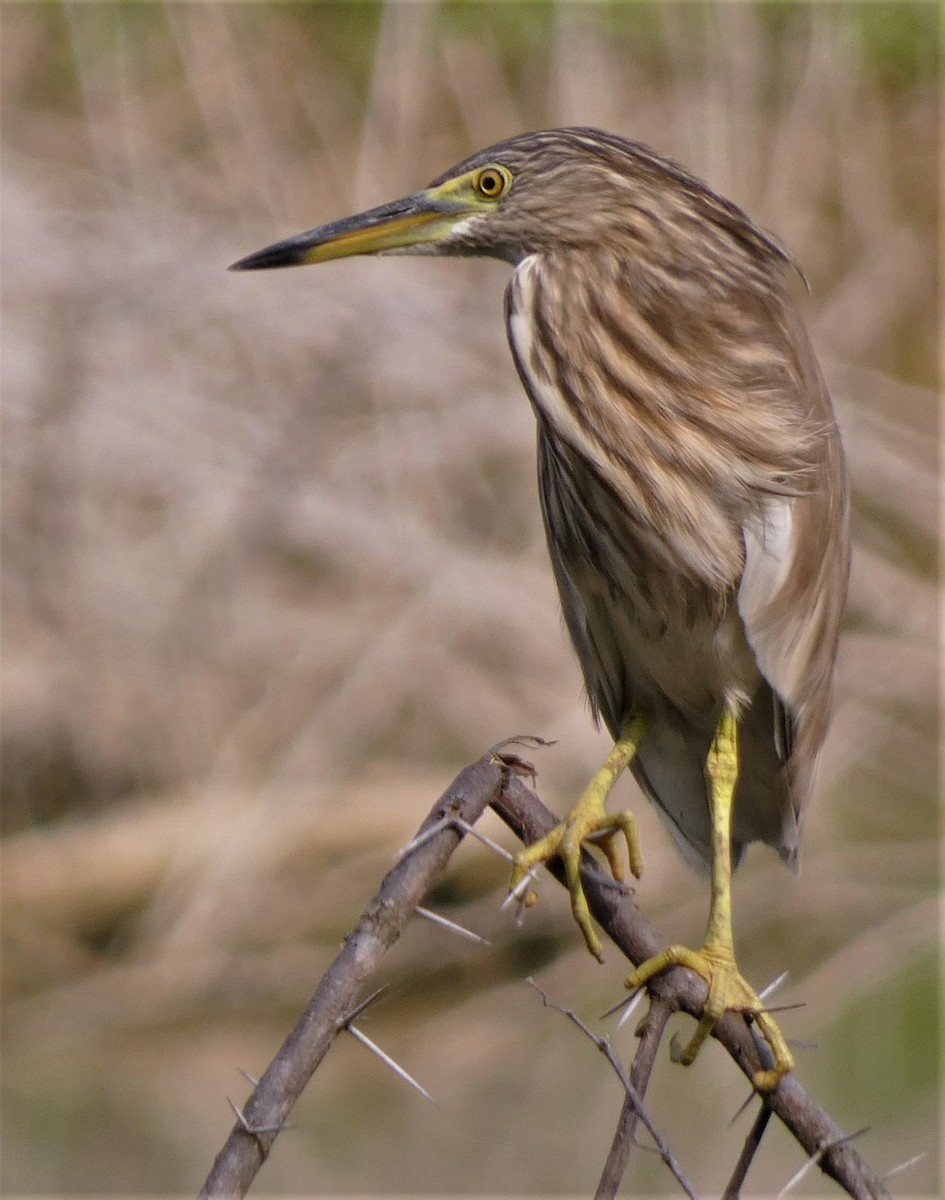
199 746 894 1200
198 750 503 1199
526 978 696 1200
595 995 673 1200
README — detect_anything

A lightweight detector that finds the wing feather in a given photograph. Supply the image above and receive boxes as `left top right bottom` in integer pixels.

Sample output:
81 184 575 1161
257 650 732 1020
736 317 849 825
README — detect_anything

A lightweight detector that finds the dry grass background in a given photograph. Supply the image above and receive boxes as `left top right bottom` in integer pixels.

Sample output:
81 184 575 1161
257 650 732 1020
0 3 939 1196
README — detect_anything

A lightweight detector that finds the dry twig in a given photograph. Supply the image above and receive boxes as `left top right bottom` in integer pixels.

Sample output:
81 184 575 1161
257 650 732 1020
595 995 673 1199
525 979 693 1199
722 1103 774 1199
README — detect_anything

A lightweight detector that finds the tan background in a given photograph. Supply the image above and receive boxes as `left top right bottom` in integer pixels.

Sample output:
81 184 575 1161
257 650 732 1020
1 3 938 1196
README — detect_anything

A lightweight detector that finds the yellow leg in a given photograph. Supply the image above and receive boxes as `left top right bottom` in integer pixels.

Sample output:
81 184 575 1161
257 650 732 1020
623 705 794 1092
510 716 646 962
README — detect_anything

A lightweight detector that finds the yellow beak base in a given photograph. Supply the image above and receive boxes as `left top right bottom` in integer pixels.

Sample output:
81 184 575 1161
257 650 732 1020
230 190 469 271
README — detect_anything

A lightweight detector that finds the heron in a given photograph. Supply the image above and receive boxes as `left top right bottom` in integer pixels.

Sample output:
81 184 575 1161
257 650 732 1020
231 127 849 1090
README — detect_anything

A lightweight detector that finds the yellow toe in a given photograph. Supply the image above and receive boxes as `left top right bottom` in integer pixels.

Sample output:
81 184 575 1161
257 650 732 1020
625 943 793 1091
509 719 645 961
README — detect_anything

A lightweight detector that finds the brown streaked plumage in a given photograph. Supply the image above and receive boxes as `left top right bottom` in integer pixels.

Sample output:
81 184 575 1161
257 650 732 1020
232 127 850 1090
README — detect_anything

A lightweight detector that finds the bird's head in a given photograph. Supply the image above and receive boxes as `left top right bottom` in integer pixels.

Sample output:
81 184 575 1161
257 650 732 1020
230 127 737 272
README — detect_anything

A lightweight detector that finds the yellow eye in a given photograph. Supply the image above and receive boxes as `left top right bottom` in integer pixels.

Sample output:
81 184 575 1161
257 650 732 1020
476 166 511 199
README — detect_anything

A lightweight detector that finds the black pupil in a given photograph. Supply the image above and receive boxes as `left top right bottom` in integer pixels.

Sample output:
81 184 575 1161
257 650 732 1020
482 172 499 193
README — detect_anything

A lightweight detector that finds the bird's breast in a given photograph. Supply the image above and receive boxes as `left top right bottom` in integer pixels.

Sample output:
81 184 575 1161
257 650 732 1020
505 256 751 593
535 422 760 728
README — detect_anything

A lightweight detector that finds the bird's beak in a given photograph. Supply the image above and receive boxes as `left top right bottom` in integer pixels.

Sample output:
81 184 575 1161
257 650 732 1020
229 184 473 271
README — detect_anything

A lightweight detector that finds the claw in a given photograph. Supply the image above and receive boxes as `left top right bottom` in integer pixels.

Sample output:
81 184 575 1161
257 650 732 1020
508 719 646 961
625 943 794 1091
589 809 644 880
510 815 619 960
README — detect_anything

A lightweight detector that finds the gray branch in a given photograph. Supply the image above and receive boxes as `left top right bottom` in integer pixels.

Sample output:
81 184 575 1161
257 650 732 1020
198 748 893 1200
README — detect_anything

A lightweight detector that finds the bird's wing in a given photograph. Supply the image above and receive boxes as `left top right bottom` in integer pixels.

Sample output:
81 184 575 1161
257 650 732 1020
735 347 849 825
738 497 798 748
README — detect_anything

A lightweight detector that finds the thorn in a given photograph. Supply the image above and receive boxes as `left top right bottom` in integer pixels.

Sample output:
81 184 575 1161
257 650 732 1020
226 1096 291 1136
238 1068 259 1087
758 970 789 1002
506 882 537 930
227 1096 248 1128
501 870 539 930
415 905 490 945
883 1151 926 1181
615 989 645 1029
777 1126 869 1197
397 816 452 860
502 870 538 908
778 1149 816 1195
600 987 643 1022
399 814 519 865
729 1088 759 1125
345 1024 435 1103
339 985 389 1027
450 818 516 863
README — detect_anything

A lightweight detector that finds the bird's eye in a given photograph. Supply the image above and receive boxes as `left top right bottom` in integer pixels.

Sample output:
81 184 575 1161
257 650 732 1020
475 166 511 199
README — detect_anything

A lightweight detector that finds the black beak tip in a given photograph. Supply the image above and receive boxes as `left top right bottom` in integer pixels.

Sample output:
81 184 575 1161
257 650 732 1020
228 241 307 271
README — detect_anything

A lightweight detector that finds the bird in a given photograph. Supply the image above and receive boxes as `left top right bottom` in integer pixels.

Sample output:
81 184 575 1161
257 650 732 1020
231 127 849 1091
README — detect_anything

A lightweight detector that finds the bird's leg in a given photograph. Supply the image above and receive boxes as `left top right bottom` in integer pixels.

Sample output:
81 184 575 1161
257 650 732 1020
623 705 794 1092
509 716 646 962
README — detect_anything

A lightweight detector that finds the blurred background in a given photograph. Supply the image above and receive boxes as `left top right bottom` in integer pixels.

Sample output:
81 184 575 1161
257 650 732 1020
1 2 938 1196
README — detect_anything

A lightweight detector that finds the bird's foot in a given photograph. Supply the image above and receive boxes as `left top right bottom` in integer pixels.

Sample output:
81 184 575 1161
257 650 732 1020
625 943 793 1091
509 743 643 962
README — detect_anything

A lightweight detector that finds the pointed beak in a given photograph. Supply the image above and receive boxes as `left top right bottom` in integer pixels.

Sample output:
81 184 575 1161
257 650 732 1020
229 188 471 271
